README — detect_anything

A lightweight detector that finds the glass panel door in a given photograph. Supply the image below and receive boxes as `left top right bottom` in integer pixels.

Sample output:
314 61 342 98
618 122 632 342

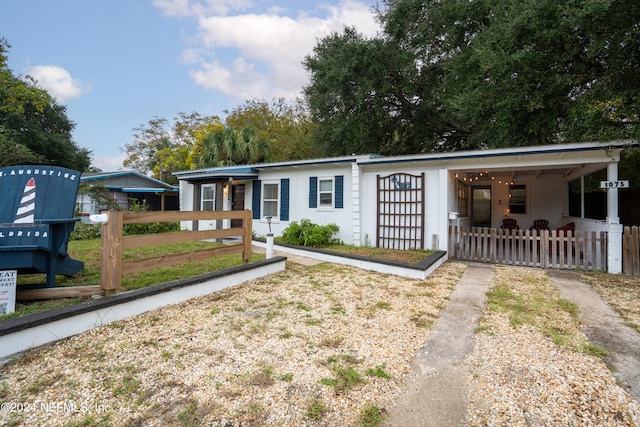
472 187 491 227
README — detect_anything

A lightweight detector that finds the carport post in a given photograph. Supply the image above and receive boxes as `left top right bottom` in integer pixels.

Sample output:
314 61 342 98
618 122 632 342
606 162 622 274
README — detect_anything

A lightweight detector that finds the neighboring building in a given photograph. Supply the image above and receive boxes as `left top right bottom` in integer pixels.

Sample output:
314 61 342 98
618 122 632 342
78 171 179 216
174 141 637 273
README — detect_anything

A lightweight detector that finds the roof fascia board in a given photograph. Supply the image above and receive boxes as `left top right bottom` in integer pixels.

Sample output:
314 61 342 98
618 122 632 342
356 140 636 167
174 155 376 180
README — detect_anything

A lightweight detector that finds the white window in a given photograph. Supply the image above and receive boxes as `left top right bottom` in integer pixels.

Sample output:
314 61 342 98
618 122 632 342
201 184 216 211
318 178 334 207
263 182 279 218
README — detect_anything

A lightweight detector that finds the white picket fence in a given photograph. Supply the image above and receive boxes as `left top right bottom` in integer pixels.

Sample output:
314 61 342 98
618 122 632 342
449 226 608 271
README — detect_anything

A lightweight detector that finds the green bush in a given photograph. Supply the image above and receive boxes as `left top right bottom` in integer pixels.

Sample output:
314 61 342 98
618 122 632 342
122 200 180 236
123 221 179 236
279 219 341 247
70 220 180 240
70 200 181 240
70 222 101 240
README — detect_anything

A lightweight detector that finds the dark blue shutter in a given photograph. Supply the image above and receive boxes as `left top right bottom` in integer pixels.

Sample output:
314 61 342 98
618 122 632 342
280 178 290 221
335 175 344 209
252 180 261 219
309 176 318 208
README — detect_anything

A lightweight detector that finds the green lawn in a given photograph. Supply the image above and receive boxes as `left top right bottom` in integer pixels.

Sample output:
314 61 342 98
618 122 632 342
3 239 263 321
3 239 432 321
322 244 434 264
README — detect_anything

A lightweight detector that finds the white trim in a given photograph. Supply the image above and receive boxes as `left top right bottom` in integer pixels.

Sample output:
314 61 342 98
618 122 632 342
318 176 334 209
261 180 280 220
252 241 447 280
200 183 216 211
352 163 362 246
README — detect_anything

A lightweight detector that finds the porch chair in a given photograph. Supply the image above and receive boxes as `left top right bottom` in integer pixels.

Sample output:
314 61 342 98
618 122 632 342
550 222 575 254
501 218 519 232
529 219 549 252
529 219 550 232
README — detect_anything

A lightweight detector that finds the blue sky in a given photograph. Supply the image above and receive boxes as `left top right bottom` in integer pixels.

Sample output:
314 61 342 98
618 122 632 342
1 0 380 171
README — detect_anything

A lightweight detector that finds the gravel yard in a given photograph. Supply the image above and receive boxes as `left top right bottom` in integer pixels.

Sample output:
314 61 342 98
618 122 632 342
467 266 640 426
1 261 639 426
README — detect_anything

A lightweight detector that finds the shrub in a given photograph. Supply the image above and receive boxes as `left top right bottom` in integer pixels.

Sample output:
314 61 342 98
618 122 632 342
70 200 180 240
123 221 179 236
123 200 179 236
279 219 341 247
70 222 102 240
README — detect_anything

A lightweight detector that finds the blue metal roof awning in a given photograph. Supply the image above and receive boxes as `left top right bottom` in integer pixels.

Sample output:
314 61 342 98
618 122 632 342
120 187 178 193
173 166 259 181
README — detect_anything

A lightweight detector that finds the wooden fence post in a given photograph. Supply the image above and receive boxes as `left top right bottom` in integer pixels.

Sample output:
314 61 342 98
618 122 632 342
100 210 123 293
243 210 252 264
634 226 640 276
624 226 640 276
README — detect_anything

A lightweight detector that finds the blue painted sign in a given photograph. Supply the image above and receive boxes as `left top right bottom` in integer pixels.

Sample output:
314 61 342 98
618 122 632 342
0 166 80 247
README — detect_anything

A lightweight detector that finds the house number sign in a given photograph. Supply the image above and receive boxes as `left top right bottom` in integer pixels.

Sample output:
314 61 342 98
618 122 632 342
600 180 629 189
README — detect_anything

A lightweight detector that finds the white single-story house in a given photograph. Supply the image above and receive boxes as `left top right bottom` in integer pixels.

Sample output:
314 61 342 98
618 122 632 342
174 140 637 273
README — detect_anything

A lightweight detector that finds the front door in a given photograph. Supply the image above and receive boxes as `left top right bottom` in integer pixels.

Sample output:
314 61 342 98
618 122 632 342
231 184 245 228
472 187 491 227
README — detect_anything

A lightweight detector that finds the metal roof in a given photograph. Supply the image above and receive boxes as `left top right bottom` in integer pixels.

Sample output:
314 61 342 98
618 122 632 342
356 140 636 166
81 170 177 190
171 141 638 181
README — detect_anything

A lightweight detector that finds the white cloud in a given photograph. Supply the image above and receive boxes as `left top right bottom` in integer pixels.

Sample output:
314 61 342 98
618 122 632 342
92 154 126 172
154 0 253 17
27 65 92 102
160 0 380 101
189 57 274 99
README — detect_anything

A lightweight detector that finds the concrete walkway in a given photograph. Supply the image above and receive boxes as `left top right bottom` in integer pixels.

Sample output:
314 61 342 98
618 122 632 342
385 264 640 426
251 245 323 266
548 270 640 401
386 263 495 427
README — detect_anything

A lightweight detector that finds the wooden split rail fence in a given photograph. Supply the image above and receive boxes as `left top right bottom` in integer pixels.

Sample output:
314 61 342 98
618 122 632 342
448 226 608 272
100 210 253 293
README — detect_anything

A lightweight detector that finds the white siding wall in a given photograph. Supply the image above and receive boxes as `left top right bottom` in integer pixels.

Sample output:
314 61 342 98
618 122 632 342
250 165 355 244
359 169 378 248
358 167 446 251
179 180 194 231
446 171 567 231
495 172 565 230
178 162 570 251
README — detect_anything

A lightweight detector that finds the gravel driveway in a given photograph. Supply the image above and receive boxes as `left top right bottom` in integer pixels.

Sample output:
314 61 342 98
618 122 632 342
1 260 639 426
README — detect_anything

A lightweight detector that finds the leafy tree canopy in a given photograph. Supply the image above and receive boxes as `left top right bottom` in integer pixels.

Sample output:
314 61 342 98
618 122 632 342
122 111 222 182
225 98 320 161
304 0 640 155
0 38 92 171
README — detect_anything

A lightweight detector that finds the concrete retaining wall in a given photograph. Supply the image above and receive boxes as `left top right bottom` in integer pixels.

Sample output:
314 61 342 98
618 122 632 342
0 257 286 361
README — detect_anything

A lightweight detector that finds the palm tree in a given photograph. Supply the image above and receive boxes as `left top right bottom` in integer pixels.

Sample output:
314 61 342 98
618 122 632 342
199 126 269 167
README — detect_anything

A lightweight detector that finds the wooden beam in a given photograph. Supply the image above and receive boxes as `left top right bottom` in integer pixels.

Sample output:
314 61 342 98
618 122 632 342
18 285 103 301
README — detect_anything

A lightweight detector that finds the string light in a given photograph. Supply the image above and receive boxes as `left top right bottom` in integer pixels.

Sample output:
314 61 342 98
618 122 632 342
457 172 513 185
